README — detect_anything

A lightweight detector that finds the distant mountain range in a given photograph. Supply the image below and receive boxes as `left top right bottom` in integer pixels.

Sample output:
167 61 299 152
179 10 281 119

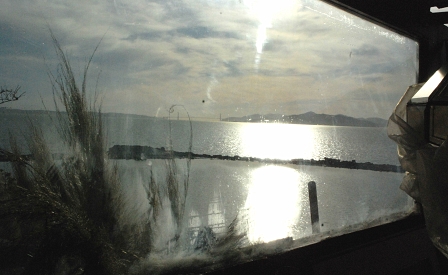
0 108 388 127
222 112 388 127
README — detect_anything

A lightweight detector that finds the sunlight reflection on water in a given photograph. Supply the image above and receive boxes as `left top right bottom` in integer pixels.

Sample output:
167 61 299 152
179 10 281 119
185 160 411 246
244 165 304 243
239 123 317 160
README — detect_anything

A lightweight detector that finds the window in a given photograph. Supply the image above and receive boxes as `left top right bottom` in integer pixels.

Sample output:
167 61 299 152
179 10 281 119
0 0 418 273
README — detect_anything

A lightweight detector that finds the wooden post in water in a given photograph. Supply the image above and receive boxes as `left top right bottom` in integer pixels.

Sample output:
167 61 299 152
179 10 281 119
308 181 320 234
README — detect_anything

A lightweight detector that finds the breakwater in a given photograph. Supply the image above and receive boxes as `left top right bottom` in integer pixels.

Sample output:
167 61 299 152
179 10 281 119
107 145 404 173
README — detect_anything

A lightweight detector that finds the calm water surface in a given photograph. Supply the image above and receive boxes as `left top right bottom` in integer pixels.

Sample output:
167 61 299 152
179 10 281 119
103 116 398 165
0 111 410 246
118 159 411 246
1 111 398 165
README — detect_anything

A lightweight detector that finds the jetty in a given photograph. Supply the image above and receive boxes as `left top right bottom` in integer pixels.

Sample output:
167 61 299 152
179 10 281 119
0 145 403 173
106 145 404 173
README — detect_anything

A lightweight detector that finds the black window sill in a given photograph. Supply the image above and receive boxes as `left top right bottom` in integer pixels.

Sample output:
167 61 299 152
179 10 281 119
207 213 448 275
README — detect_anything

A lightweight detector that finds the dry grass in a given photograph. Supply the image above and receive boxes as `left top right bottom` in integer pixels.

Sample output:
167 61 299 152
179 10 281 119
0 31 244 275
166 105 193 239
0 32 145 274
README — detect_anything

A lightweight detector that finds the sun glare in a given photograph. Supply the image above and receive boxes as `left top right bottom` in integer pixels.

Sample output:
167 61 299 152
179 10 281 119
243 0 299 69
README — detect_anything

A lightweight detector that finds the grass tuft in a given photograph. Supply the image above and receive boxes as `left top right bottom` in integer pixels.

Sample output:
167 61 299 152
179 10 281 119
0 31 244 275
0 31 145 274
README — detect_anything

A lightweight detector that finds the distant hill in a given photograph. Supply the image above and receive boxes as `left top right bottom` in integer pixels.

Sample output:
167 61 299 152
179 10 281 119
362 117 389 127
0 108 388 127
223 111 387 127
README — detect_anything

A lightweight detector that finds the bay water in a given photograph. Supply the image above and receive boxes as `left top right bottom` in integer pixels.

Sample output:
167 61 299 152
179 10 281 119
0 110 412 247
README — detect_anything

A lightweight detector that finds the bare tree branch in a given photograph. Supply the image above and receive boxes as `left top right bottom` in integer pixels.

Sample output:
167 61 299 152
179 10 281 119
0 86 25 104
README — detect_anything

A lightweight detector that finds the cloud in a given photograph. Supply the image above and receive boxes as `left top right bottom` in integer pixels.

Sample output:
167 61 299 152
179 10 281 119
176 26 240 40
0 0 418 119
352 44 380 56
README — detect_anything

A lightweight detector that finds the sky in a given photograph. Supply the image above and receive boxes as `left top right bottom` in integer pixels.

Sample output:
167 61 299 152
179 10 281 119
0 0 418 119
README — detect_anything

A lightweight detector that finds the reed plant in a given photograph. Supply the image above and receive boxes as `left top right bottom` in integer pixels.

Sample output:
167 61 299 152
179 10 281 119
0 31 198 274
0 31 245 275
165 104 193 245
0 32 144 274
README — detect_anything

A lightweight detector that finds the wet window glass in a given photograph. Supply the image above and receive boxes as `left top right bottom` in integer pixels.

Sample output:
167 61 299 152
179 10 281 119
0 0 418 273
